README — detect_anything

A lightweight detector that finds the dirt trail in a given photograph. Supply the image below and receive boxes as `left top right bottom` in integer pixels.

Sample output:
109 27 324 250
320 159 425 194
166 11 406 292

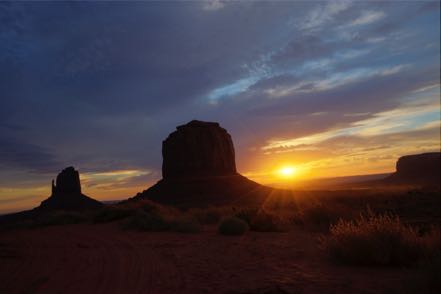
0 223 414 293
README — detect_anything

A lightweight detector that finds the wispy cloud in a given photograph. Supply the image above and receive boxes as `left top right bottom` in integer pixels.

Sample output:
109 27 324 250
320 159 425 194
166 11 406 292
81 169 152 189
262 98 440 151
265 64 409 98
202 0 226 11
299 0 351 32
350 10 385 26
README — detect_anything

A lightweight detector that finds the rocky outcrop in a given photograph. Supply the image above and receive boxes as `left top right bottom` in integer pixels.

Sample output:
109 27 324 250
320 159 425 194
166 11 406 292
133 120 271 206
40 167 102 211
386 152 440 186
52 166 81 194
162 120 237 179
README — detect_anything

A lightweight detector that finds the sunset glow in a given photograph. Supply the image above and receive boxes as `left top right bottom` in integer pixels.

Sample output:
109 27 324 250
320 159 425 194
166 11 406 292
1 3 439 293
0 1 439 214
277 166 297 179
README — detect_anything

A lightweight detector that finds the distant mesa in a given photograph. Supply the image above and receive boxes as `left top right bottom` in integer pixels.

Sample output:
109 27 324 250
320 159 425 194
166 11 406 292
133 120 272 206
385 152 440 187
39 166 102 211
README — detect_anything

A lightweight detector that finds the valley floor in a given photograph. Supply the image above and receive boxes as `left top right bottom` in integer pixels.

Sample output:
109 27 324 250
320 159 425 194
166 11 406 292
0 223 418 294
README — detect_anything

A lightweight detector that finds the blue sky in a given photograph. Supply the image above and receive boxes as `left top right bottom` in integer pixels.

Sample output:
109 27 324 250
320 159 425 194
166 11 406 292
0 1 439 212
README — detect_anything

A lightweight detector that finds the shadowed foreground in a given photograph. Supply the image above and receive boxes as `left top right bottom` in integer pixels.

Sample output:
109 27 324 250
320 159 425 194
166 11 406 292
0 223 418 294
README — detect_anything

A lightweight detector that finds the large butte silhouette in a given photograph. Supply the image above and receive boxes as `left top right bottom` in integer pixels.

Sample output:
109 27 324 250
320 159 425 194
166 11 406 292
384 152 440 186
133 120 277 206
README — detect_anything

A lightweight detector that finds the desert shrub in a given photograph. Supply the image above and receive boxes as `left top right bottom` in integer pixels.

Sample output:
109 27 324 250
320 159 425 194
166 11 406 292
323 210 429 266
295 203 350 228
93 207 135 223
137 200 182 220
123 210 171 231
234 208 258 225
140 201 158 213
170 218 202 233
218 217 249 236
189 207 224 225
235 208 285 232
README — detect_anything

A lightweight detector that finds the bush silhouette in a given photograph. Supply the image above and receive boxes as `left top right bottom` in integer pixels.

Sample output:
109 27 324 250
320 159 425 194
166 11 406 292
189 207 224 225
123 210 170 231
218 216 248 236
235 208 284 232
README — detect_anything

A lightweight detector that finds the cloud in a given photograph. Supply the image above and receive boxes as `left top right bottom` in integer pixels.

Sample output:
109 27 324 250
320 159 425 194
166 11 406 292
202 0 226 11
350 10 385 26
271 35 335 63
81 169 154 189
298 0 351 32
0 1 439 204
0 137 62 173
264 64 409 98
262 96 440 151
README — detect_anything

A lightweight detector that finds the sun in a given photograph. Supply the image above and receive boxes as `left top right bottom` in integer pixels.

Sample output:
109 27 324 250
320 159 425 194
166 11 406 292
277 166 297 178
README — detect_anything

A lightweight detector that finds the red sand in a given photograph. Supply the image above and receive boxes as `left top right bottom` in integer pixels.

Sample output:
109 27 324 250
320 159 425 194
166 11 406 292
0 223 414 293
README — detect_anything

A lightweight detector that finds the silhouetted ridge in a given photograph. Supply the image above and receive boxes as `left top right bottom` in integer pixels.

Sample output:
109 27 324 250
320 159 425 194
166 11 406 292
40 166 102 211
133 120 274 207
385 152 440 186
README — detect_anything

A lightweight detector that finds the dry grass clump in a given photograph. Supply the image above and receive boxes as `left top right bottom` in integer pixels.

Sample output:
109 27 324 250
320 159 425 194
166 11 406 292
123 210 202 233
103 200 171 222
234 208 286 232
323 210 438 266
122 199 181 218
122 200 202 233
123 210 171 231
218 216 249 236
293 202 352 229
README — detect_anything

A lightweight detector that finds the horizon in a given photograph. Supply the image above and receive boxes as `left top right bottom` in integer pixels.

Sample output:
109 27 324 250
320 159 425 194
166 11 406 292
1 1 440 213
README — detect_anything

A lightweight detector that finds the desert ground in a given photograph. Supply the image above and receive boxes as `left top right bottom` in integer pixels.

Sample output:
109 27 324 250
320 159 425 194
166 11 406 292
0 222 421 294
0 188 439 294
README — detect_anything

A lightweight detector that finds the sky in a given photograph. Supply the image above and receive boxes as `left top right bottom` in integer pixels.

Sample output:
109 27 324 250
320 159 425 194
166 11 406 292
0 0 440 213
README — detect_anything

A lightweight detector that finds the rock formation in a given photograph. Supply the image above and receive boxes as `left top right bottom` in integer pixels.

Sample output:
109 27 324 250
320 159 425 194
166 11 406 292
52 166 82 194
386 152 440 186
162 120 237 179
133 120 273 206
40 166 102 211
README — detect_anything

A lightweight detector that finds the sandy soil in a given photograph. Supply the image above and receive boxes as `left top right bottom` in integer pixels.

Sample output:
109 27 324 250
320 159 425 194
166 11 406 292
0 223 416 294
